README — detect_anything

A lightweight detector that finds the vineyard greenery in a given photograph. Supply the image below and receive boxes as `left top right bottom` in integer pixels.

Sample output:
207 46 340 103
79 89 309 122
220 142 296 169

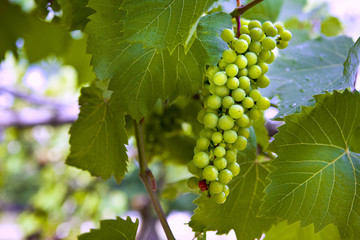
1 0 360 239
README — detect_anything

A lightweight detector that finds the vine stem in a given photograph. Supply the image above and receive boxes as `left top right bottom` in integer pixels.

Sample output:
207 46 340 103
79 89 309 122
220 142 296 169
236 0 241 38
230 0 264 18
134 119 175 240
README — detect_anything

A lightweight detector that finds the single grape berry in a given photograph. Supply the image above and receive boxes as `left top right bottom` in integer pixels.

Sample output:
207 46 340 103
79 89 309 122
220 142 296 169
227 162 241 176
257 75 270 88
203 113 219 128
236 114 250 127
214 157 227 170
235 135 247 150
214 146 226 158
225 64 239 77
235 55 248 69
222 95 235 109
262 37 276 51
211 131 223 144
207 95 222 109
223 130 238 143
209 181 224 194
239 76 251 89
245 52 257 66
212 192 226 204
193 152 210 168
187 177 199 189
226 77 240 90
219 169 233 184
213 71 227 86
234 39 249 53
248 65 262 79
221 28 234 43
257 96 270 110
238 127 250 138
280 30 292 41
242 97 254 109
196 137 210 150
222 49 237 63
203 165 219 181
218 115 234 130
240 34 251 44
229 104 244 119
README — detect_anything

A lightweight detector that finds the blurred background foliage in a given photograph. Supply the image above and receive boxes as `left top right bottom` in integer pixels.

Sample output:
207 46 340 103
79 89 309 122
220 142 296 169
0 0 358 239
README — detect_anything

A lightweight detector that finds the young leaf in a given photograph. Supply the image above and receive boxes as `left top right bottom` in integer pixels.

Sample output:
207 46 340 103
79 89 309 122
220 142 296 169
260 90 360 239
264 36 354 119
79 216 139 240
57 0 95 31
66 85 129 183
189 128 274 239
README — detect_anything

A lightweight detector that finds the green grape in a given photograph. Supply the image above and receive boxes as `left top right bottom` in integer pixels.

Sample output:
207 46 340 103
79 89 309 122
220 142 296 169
242 97 254 108
226 143 234 150
246 119 254 128
262 37 276 51
201 83 211 96
238 127 250 138
249 108 261 120
206 108 217 114
193 146 201 154
239 76 251 89
240 18 250 26
262 21 272 31
204 113 219 128
209 84 216 95
232 88 246 102
226 77 239 90
235 135 247 150
222 49 237 63
257 61 269 74
223 184 230 197
214 157 227 170
227 162 240 176
234 39 248 53
248 20 262 30
206 65 220 79
197 108 206 123
249 89 261 101
223 130 238 143
188 160 202 176
219 142 226 148
213 71 227 86
245 52 257 66
277 40 288 49
249 27 263 41
248 65 262 79
229 104 244 119
193 152 210 168
221 28 234 43
249 41 262 54
238 68 248 77
240 34 251 44
274 22 284 33
225 64 239 77
280 30 292 41
199 128 214 139
235 55 248 69
215 85 230 97
207 95 222 109
218 169 233 184
225 149 237 163
236 114 250 127
257 96 270 110
187 177 199 189
257 74 270 88
218 59 227 70
212 192 226 204
265 51 275 64
203 165 219 181
240 25 249 34
214 146 226 157
264 25 278 37
196 137 210 150
244 85 252 95
218 115 234 130
211 131 223 144
209 181 224 194
259 50 271 61
222 96 235 109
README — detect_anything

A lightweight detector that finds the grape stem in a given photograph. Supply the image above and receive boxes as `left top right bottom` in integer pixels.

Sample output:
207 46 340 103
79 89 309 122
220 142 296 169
236 0 241 38
134 119 175 240
230 0 264 18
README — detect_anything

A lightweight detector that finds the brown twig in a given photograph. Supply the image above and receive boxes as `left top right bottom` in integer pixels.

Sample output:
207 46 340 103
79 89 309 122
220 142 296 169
230 0 264 18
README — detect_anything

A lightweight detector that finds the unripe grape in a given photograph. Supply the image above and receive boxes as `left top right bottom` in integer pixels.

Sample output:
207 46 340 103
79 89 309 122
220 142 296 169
232 124 240 132
201 84 211 96
209 84 216 95
196 137 210 150
225 64 239 77
229 104 244 119
211 131 223 145
262 21 272 31
212 192 226 204
240 18 250 26
218 59 227 70
232 88 246 102
277 40 288 49
207 95 222 109
204 113 219 128
219 142 226 148
246 119 254 128
222 49 237 63
259 50 271 61
235 135 247 150
215 85 230 97
227 162 240 176
280 30 292 41
249 89 261 101
274 22 284 33
249 108 261 120
203 165 218 181
249 27 263 41
240 34 251 44
249 41 262 54
248 20 262 30
225 149 237 163
244 85 252 95
219 169 233 184
197 108 206 123
257 96 270 110
214 157 227 170
218 115 234 130
242 97 254 108
199 128 214 139
188 160 202 176
223 184 230 197
206 108 217 114
221 28 234 43
257 61 269 74
245 52 257 66
222 95 234 109
234 39 248 53
239 76 251 89
209 181 224 194
265 51 275 64
240 25 249 34
248 65 262 79
262 37 276 51
236 114 250 127
235 55 248 69
238 127 250 138
187 177 199 189
257 74 270 88
213 71 227 86
214 146 226 157
226 77 239 90
264 25 278 37
238 68 248 77
223 130 238 143
193 152 210 168
206 65 220 79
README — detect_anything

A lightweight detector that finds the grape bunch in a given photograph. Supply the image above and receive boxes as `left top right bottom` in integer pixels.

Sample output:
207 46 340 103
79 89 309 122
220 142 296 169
187 19 292 204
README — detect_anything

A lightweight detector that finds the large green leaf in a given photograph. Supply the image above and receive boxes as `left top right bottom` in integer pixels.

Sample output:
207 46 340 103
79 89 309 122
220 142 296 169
242 0 284 22
260 90 360 239
86 0 231 120
66 86 129 183
350 127 360 153
189 129 274 239
265 36 354 119
79 217 139 240
343 36 360 87
58 0 95 31
122 0 215 52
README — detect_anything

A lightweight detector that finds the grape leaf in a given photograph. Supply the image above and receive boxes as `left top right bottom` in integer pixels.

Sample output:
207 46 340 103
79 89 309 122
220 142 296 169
58 0 95 31
242 0 284 22
189 128 275 239
278 0 306 21
343 36 360 87
264 36 355 119
79 216 139 240
350 127 360 153
253 116 269 150
122 0 215 52
259 90 360 239
265 221 340 240
66 85 129 183
86 0 231 120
